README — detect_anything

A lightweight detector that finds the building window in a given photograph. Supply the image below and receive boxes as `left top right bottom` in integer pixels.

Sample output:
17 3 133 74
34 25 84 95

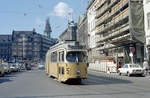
147 12 150 29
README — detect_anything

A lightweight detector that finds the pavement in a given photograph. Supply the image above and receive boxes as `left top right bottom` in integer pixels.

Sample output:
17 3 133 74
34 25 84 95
0 69 150 98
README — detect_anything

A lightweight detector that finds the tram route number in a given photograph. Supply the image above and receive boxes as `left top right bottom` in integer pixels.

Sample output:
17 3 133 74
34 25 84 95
66 68 70 74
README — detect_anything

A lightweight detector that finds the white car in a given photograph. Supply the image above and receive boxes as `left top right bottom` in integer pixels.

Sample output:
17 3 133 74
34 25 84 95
3 63 11 74
38 64 45 70
10 64 18 72
0 64 5 76
118 64 144 76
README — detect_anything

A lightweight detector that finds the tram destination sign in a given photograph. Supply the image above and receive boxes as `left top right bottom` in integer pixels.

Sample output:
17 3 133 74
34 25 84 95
68 45 85 49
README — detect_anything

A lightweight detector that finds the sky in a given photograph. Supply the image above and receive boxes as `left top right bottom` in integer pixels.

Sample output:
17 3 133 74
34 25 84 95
0 0 88 38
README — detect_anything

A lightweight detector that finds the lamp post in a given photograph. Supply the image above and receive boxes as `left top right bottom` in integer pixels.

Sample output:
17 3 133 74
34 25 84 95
22 35 25 62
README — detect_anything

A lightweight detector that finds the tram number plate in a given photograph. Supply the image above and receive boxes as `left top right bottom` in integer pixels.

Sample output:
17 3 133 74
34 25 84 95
66 68 70 74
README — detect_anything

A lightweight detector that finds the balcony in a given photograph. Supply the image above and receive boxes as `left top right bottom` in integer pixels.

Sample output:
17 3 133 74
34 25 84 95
96 0 128 28
96 7 129 35
96 24 129 43
96 0 120 19
95 0 107 11
96 44 115 51
110 33 131 45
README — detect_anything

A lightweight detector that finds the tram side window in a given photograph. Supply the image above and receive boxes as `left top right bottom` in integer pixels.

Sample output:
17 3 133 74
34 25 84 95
51 52 57 62
59 67 64 75
59 51 64 62
62 67 64 74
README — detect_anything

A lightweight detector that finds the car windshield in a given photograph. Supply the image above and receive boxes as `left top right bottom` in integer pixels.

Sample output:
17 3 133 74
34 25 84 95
130 64 140 68
66 51 86 62
11 64 15 67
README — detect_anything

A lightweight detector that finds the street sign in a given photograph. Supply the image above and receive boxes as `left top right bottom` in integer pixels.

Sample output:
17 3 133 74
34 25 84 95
130 46 135 53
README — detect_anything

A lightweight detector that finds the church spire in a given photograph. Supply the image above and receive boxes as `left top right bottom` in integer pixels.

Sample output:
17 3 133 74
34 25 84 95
44 17 52 39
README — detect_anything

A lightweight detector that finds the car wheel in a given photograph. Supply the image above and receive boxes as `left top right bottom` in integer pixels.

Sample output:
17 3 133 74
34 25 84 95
119 72 121 76
141 74 145 77
127 72 130 77
118 71 121 76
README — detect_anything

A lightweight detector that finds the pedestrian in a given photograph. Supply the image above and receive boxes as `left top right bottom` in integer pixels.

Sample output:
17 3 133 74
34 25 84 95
24 63 27 70
117 61 121 69
143 59 149 75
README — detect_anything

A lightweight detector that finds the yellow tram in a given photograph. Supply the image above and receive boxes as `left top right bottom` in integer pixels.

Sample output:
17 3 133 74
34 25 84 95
45 41 88 83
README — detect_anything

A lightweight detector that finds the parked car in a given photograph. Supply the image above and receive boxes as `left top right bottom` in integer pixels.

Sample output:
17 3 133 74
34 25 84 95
30 63 37 67
3 63 11 74
0 64 5 76
20 63 25 70
38 64 45 70
10 63 18 72
118 64 145 76
15 63 21 71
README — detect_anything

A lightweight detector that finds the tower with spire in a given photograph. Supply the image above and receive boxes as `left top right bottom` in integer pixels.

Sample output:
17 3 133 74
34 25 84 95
44 18 52 39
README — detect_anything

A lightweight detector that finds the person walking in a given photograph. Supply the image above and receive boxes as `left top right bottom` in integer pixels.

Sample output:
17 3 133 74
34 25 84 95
143 59 149 75
24 63 27 70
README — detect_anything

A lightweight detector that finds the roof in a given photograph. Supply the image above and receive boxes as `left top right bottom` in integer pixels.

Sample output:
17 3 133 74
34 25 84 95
12 30 34 35
0 35 12 42
49 41 86 52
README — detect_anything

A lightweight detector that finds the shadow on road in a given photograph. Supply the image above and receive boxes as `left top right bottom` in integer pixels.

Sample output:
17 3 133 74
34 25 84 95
63 73 132 86
0 71 25 84
0 78 12 84
80 74 132 85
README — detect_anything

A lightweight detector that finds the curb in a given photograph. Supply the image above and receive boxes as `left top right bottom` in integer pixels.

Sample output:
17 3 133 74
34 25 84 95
88 69 129 81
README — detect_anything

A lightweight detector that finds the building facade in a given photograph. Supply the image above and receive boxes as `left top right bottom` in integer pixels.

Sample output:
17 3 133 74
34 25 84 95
59 21 77 41
87 0 98 62
77 14 88 48
0 35 12 61
144 0 150 62
95 0 145 65
12 30 56 62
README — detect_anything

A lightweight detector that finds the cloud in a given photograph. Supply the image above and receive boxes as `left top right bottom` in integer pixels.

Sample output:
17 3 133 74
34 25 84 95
50 2 73 18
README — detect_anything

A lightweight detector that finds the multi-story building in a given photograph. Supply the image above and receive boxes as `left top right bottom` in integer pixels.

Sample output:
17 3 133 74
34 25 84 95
0 35 12 61
77 14 88 48
12 30 35 61
87 0 98 62
144 0 150 62
59 20 77 41
12 29 57 62
95 0 145 66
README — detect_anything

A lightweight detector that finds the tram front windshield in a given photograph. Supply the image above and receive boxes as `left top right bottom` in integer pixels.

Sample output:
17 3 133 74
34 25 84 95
66 51 86 62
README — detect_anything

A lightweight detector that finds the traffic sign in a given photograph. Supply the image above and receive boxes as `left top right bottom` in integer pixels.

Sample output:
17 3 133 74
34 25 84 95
130 46 135 53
